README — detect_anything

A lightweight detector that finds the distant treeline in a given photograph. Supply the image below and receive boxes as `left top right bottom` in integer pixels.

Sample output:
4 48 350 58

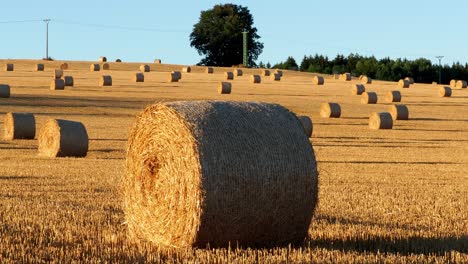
266 54 468 84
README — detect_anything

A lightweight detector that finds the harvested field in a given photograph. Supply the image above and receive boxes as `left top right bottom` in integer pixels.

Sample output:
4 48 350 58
0 59 466 263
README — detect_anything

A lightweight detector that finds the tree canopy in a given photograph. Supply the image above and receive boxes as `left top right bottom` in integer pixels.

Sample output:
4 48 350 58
189 4 263 67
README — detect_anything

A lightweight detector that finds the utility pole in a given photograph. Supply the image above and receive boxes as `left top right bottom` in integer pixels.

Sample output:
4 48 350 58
242 31 248 67
43 19 51 59
436 56 444 84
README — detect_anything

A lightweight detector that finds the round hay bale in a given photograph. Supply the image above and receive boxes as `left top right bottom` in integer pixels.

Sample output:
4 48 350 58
0 84 10 98
63 76 74 87
168 72 179 82
235 69 243 76
38 119 88 157
99 56 107 62
3 112 35 140
333 74 339 80
359 75 364 80
398 79 410 88
405 77 414 84
124 101 318 248
455 80 467 89
90 64 100 71
351 84 365 95
99 75 112 86
154 59 162 64
224 72 234 80
369 112 393 130
218 82 232 94
182 67 191 73
312 76 324 85
271 73 281 81
115 59 122 63
134 73 144 82
340 73 351 81
140 65 150 72
60 63 69 70
172 71 182 80
275 70 283 77
388 104 409 120
361 92 378 104
450 79 457 87
385 91 401 102
432 82 438 85
102 63 110 70
5 64 14 71
262 69 270 76
439 86 452 97
361 76 372 84
250 75 261 83
298 115 313 138
206 67 214 74
54 69 63 79
35 64 45 71
50 79 65 90
320 102 341 118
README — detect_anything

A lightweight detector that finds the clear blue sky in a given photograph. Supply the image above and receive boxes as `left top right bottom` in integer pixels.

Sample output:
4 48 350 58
1 1 466 66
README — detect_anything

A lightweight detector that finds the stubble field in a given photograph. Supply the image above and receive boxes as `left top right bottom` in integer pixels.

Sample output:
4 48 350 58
0 59 466 263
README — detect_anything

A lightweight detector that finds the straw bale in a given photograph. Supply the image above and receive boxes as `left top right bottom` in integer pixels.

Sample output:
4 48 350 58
369 112 393 130
5 64 13 71
99 75 112 86
351 84 365 95
320 102 341 118
388 104 409 120
60 63 69 70
50 79 65 90
313 76 324 85
361 76 372 84
385 91 401 102
275 70 283 77
250 75 261 83
168 72 179 82
235 69 243 76
271 73 281 81
361 92 378 104
134 73 144 82
124 100 318 248
0 84 10 98
439 86 452 97
182 67 191 73
38 119 88 157
140 65 150 72
224 72 234 80
262 69 270 76
54 69 63 79
405 77 414 84
298 115 313 137
90 64 100 71
63 76 74 87
455 80 467 89
3 112 35 140
102 63 110 70
206 67 214 74
35 64 45 71
218 82 231 94
450 79 457 87
99 56 107 62
172 71 182 80
340 73 351 81
116 59 122 63
154 59 162 64
398 79 410 88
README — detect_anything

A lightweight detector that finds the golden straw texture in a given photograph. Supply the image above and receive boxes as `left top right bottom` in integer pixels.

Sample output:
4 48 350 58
439 86 452 97
218 82 232 94
3 112 35 140
140 65 150 72
154 59 162 64
182 67 191 73
50 79 65 90
250 75 261 84
455 80 467 89
450 79 457 87
38 119 88 157
235 69 243 76
320 102 341 118
313 76 324 85
385 91 401 102
102 63 110 70
398 79 410 88
224 72 234 80
405 77 414 84
124 101 318 248
60 63 69 70
54 69 63 79
361 92 378 104
99 56 107 62
206 67 214 74
262 70 270 76
340 73 351 81
351 84 365 95
99 75 112 86
168 72 179 82
361 76 372 84
271 73 281 81
90 64 100 71
369 112 393 130
388 104 409 120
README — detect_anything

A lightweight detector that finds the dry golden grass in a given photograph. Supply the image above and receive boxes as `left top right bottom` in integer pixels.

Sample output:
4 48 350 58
0 59 467 263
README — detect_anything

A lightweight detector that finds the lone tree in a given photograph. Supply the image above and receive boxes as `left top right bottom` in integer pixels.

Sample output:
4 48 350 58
190 4 263 67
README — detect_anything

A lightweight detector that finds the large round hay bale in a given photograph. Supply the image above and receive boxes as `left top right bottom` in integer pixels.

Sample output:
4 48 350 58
38 119 88 157
262 69 270 76
168 72 179 82
140 65 150 72
224 72 234 80
206 67 214 74
398 79 410 88
275 70 283 77
182 67 191 73
154 59 162 64
320 102 341 118
124 101 318 248
385 90 401 102
235 69 243 76
54 69 63 79
0 84 10 98
3 112 35 140
250 75 261 83
5 64 14 71
218 82 232 94
60 63 69 70
439 86 452 97
312 76 324 85
455 80 467 89
50 79 65 90
369 112 393 130
388 104 409 120
361 92 378 104
450 79 457 87
102 63 110 70
115 59 122 63
405 77 414 84
332 74 339 80
351 84 365 95
134 73 144 82
90 64 100 71
35 64 45 71
361 76 372 84
171 71 182 80
298 115 313 138
63 76 74 87
340 73 351 81
99 75 112 86
271 73 281 81
99 56 107 62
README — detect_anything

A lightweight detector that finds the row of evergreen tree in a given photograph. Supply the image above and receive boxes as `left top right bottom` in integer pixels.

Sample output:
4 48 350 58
261 54 468 84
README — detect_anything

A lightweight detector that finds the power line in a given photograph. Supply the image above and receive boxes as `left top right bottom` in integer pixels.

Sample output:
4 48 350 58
53 19 189 33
